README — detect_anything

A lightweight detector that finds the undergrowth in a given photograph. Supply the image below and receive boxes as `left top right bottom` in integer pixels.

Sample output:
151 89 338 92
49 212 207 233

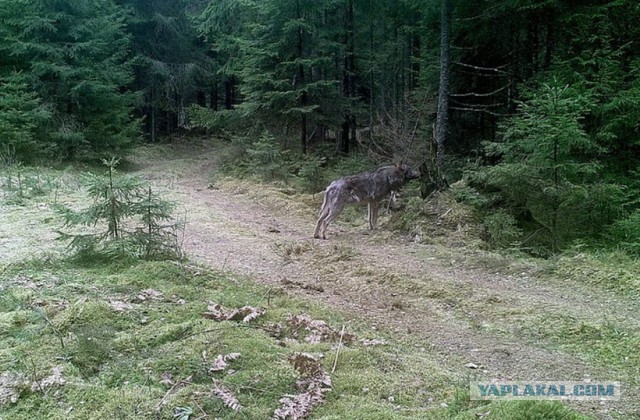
214 132 378 193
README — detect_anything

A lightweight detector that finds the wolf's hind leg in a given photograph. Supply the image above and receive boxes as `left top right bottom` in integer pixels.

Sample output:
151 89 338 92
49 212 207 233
314 202 330 238
321 200 345 239
368 202 380 230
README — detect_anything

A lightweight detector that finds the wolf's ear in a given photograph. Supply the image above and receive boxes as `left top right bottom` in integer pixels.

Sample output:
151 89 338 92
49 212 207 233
396 159 404 169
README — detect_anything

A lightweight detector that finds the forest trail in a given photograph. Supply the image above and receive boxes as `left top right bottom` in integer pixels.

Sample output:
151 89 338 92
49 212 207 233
132 142 638 419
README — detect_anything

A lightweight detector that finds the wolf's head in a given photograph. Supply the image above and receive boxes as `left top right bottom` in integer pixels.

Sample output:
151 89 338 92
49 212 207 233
396 162 421 181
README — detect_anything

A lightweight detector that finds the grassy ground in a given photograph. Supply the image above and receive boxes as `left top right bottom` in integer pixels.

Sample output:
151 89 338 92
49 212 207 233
0 258 588 420
0 158 629 419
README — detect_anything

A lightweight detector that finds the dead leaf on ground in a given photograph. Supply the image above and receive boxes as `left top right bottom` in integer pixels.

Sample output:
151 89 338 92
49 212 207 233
286 313 355 344
0 371 27 406
212 380 243 411
108 300 133 312
359 338 388 347
134 288 164 302
208 353 241 373
31 366 66 391
273 353 332 419
203 303 265 323
1 366 66 406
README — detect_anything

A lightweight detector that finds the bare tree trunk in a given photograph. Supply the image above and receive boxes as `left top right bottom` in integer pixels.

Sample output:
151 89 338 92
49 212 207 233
435 0 450 175
339 0 356 155
296 0 308 154
210 84 218 111
224 76 234 110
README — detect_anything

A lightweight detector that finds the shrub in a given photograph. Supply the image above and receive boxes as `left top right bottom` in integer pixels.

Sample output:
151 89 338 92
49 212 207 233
470 79 625 254
56 158 184 261
295 154 326 193
608 210 640 257
482 211 522 249
245 132 287 181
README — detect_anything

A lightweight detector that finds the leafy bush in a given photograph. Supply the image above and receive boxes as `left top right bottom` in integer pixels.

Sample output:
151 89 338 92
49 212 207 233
450 181 492 209
387 196 427 232
245 132 288 181
217 132 292 182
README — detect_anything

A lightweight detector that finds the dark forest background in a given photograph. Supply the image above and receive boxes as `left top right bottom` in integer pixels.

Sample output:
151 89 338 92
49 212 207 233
1 0 640 256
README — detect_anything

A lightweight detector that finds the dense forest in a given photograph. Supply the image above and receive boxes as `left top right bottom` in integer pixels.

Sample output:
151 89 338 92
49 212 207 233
1 0 639 256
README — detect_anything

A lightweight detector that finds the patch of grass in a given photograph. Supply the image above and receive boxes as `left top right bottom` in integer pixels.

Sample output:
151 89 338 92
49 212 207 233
387 188 482 248
310 243 359 265
518 314 640 384
481 400 590 419
0 260 416 418
0 259 592 419
543 251 640 297
0 164 62 205
273 240 313 261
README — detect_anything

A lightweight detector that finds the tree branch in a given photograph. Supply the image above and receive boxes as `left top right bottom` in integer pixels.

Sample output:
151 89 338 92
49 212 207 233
450 106 509 117
450 84 511 98
453 61 511 75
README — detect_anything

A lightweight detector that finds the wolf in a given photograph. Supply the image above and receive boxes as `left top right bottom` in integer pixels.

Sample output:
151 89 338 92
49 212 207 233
313 162 420 239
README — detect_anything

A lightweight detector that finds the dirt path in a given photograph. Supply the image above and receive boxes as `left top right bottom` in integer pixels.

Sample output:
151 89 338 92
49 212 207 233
132 143 638 419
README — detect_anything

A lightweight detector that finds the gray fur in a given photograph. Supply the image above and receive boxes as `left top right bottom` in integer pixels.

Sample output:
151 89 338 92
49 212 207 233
314 163 420 239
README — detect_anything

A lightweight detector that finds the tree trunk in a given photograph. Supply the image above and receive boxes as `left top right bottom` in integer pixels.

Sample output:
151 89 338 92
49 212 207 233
368 1 374 147
340 0 356 155
435 0 451 176
224 77 234 110
296 0 308 154
196 90 206 107
544 12 554 69
210 84 218 111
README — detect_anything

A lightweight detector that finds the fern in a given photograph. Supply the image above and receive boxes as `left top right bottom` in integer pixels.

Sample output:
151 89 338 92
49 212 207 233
208 353 241 373
202 303 265 323
286 313 355 344
212 380 243 411
273 353 332 419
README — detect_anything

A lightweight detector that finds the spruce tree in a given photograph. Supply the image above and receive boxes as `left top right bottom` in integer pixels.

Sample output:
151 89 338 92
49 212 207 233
481 80 623 253
2 0 139 159
56 158 184 261
0 73 52 160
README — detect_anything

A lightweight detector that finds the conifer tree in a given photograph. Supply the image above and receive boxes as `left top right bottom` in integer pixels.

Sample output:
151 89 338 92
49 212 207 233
481 80 623 253
56 158 184 261
2 0 139 159
0 73 52 160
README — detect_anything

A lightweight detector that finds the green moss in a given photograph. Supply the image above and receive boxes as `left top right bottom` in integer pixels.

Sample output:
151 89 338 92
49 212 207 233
0 259 591 419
